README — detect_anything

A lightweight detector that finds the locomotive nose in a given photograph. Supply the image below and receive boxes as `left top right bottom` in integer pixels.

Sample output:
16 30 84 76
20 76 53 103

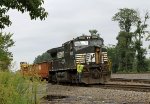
75 46 101 65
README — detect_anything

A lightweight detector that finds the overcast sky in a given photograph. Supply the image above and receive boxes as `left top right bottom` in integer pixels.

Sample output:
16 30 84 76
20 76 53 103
4 0 150 70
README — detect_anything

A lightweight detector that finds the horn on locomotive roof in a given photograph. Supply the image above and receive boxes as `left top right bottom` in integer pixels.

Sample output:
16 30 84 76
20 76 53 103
89 29 100 37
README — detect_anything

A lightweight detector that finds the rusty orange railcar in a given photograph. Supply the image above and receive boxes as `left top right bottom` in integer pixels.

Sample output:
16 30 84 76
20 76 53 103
36 62 52 80
20 61 51 80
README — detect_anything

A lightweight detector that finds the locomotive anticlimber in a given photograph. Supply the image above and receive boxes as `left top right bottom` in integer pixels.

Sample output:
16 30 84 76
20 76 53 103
47 34 111 84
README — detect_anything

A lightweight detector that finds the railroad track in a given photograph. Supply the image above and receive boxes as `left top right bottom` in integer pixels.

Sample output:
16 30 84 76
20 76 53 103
99 84 150 92
49 78 150 92
57 82 150 92
110 78 150 84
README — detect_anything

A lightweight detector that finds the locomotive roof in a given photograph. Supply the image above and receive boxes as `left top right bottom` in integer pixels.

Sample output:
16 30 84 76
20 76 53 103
63 35 103 45
47 35 104 53
47 47 64 54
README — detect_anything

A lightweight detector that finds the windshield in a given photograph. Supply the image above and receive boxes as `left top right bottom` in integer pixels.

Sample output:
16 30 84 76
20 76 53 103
57 51 64 58
89 39 103 46
74 41 88 46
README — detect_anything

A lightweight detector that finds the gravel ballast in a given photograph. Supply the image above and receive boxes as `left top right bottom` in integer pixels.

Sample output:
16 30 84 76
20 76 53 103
40 83 150 104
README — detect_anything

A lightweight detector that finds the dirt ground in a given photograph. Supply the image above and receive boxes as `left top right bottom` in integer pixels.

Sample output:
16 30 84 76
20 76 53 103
39 83 150 104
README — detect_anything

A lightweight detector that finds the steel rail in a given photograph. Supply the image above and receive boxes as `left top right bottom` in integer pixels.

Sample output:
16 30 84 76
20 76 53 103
93 84 150 92
110 78 150 84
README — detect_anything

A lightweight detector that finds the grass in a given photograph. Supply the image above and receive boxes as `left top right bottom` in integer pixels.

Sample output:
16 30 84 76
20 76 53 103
0 71 44 104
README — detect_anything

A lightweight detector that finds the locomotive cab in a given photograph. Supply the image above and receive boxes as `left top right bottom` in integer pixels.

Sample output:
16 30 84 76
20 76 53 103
63 35 111 84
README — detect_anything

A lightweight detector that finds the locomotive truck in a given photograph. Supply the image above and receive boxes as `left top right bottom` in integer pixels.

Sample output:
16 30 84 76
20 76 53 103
47 34 111 84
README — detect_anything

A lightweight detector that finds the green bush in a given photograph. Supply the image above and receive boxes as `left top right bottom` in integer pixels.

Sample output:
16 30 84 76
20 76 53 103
0 71 42 104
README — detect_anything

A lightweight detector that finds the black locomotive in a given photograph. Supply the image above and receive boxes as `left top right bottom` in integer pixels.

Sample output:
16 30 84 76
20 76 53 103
47 34 111 84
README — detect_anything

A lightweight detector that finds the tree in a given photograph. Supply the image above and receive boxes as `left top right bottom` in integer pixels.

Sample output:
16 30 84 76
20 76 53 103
34 52 51 64
133 12 150 72
112 8 139 71
116 31 135 72
0 0 48 29
112 8 140 32
112 8 150 72
0 0 48 70
0 32 14 70
107 45 119 73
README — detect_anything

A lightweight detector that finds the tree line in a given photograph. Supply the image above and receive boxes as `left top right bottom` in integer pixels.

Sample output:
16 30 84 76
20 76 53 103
107 8 150 73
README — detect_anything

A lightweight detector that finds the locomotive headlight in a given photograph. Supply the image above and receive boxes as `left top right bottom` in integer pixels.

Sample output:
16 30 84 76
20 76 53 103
86 36 90 39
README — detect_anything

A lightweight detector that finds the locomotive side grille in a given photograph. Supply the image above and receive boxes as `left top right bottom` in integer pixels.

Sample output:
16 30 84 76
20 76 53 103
86 53 91 62
75 53 96 63
102 52 108 63
75 54 86 63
